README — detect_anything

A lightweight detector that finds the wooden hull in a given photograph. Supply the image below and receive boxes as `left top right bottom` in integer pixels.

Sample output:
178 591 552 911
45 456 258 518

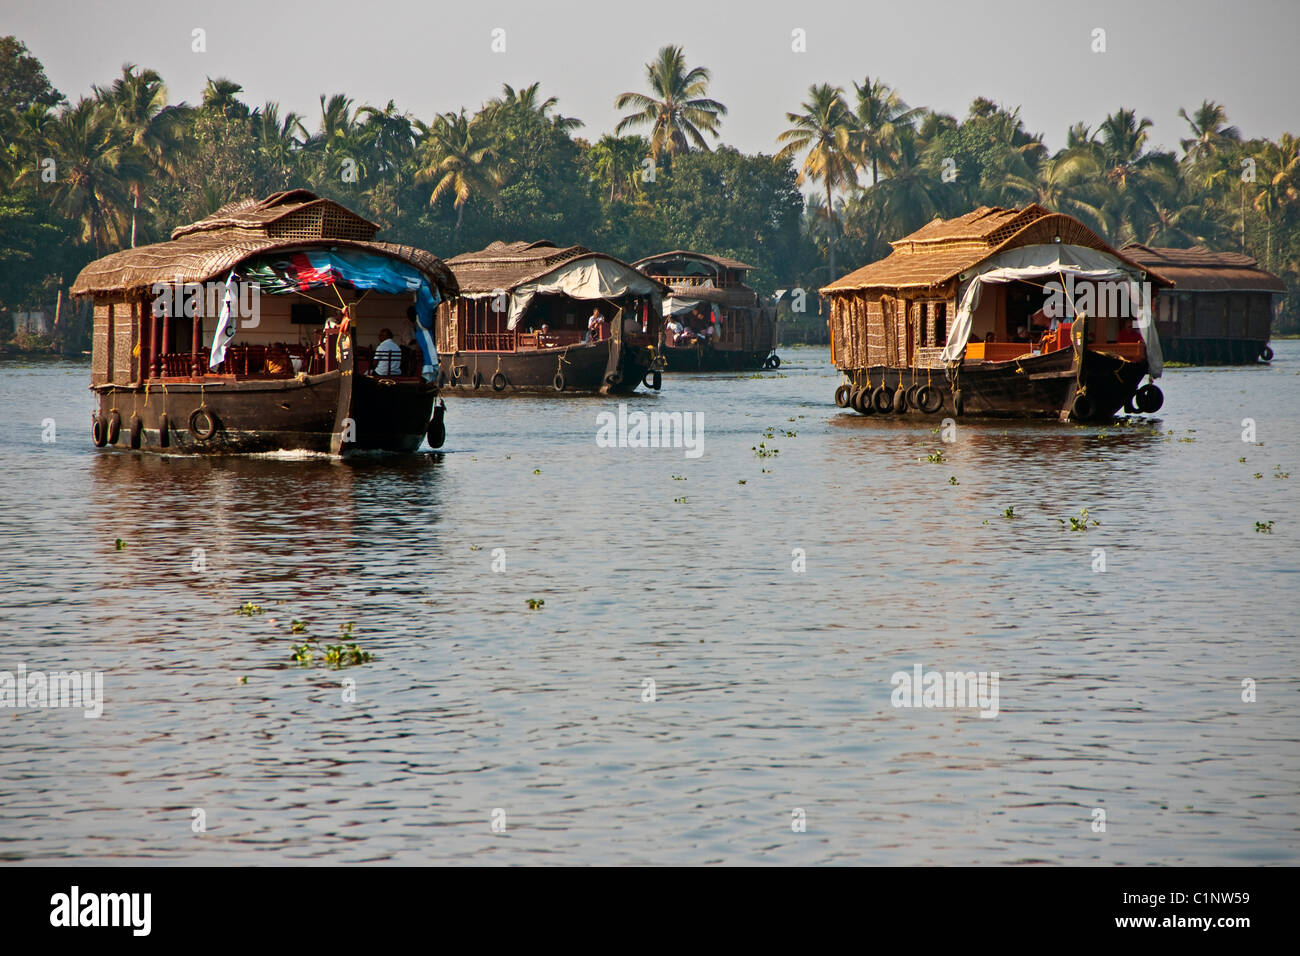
838 348 1149 421
661 344 773 372
90 370 437 454
438 337 658 395
1160 335 1271 365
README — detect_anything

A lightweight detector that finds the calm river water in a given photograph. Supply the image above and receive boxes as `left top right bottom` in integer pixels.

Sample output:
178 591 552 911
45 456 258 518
0 344 1296 865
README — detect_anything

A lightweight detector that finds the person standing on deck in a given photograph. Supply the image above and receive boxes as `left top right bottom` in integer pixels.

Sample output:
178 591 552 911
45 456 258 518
374 327 403 376
586 307 607 343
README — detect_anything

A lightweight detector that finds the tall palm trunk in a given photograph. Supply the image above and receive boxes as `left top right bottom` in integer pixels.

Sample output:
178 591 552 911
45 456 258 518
826 180 836 278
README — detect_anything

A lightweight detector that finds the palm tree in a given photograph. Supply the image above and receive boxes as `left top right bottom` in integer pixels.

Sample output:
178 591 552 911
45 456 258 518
587 134 648 203
250 101 306 190
307 93 371 185
21 98 140 255
849 76 921 185
614 46 726 160
1251 133 1300 268
357 100 416 178
776 84 856 276
94 64 191 246
1179 101 1241 165
413 110 498 240
200 77 248 119
491 83 582 134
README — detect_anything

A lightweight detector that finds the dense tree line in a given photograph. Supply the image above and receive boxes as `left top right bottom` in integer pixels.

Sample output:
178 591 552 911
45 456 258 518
1 36 1296 351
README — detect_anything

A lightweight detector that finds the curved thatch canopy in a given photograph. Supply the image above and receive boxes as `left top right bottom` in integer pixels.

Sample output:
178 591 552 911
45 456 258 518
633 249 756 273
1121 243 1285 293
821 205 1168 295
446 240 664 296
71 190 458 299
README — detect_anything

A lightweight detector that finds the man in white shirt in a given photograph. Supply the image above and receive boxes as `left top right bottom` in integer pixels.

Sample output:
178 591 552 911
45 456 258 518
373 327 403 376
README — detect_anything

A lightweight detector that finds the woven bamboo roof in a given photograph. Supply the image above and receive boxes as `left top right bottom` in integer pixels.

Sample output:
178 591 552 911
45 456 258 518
633 250 756 273
1121 243 1286 293
71 191 457 298
821 205 1165 295
446 240 663 295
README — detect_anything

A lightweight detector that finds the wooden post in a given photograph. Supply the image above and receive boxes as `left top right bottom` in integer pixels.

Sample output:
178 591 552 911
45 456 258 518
191 311 201 377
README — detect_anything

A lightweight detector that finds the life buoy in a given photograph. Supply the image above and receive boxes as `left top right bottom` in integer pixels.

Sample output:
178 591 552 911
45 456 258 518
952 388 964 416
834 384 852 408
917 385 943 414
892 384 907 413
871 385 893 413
472 371 483 390
491 371 507 392
1071 391 1095 421
426 400 446 449
91 415 109 447
905 383 922 410
189 407 218 441
1135 382 1164 413
1261 345 1274 361
128 414 143 449
554 372 567 392
106 411 121 445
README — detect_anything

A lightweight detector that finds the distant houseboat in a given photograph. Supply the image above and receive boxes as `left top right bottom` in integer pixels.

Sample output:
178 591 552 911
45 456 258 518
1121 244 1285 364
633 251 779 371
822 205 1171 421
71 189 458 454
435 240 667 394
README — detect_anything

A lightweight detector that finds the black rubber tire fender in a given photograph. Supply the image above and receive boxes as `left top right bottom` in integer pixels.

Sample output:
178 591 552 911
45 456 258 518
1261 345 1274 362
554 372 566 392
106 411 121 445
770 354 781 369
426 401 446 449
952 388 964 416
1071 391 1096 421
892 384 907 413
917 385 943 414
189 407 218 442
871 385 893 413
91 415 109 447
834 384 852 408
128 414 143 449
472 371 483 390
1135 383 1164 413
491 371 507 392
905 383 922 410
158 413 170 448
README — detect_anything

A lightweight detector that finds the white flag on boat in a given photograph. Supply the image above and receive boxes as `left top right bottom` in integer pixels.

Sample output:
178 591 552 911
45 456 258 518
208 271 237 369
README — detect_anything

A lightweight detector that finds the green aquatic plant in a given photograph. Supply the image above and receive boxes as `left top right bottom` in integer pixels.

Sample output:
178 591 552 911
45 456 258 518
526 598 545 610
948 476 959 485
114 538 127 550
673 495 687 503
290 619 307 634
1060 508 1098 531
1255 521 1274 534
923 450 945 464
237 602 265 616
752 441 779 459
672 474 686 480
1004 506 1016 519
737 479 747 485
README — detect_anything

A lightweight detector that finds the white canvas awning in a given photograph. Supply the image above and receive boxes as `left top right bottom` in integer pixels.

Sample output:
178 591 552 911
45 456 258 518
502 257 662 329
939 243 1161 376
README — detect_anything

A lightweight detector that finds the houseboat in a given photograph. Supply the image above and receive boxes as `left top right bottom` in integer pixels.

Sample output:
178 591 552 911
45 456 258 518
1121 244 1285 364
71 189 458 454
632 251 779 371
435 240 667 394
822 205 1170 421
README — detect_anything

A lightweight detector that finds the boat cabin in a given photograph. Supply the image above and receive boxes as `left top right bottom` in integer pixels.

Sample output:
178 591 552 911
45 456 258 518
1121 243 1285 364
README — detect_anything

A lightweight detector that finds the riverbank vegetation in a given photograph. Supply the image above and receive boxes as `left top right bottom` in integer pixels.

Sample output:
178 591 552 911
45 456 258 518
2 36 1296 351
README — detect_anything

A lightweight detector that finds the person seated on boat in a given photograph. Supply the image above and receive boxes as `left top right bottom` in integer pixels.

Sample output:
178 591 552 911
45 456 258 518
1011 324 1030 343
664 318 682 344
983 331 996 344
585 307 607 343
373 327 403 376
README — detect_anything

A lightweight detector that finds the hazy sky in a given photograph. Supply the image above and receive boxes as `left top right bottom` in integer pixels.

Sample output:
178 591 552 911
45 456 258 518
7 0 1298 164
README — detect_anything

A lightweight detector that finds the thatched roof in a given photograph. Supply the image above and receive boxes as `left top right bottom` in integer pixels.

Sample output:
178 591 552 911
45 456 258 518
446 240 661 295
71 190 457 298
633 250 756 273
1121 243 1286 293
821 205 1164 295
